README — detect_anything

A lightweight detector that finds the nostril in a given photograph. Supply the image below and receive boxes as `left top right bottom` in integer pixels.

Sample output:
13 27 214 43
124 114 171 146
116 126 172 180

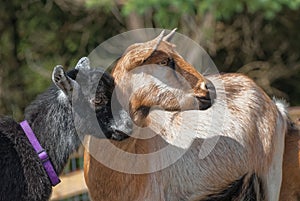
204 79 216 100
205 81 214 92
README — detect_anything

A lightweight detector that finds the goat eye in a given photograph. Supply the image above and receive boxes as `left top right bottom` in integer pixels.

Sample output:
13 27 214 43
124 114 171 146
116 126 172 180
158 60 168 66
93 99 101 104
157 58 175 70
91 98 106 106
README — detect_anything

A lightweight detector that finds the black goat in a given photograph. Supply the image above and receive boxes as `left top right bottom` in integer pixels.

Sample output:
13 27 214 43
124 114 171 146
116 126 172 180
0 57 131 201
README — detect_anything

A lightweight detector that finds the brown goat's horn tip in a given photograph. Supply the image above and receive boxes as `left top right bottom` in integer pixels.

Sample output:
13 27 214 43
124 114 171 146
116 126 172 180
163 28 177 42
159 30 165 37
152 30 165 51
154 30 165 42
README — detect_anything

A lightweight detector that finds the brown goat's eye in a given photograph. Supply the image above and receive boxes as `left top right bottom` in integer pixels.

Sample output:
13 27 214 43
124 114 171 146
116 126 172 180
157 58 175 70
158 60 168 66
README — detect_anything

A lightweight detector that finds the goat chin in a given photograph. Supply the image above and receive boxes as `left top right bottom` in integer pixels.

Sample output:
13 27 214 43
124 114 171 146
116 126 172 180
84 73 288 201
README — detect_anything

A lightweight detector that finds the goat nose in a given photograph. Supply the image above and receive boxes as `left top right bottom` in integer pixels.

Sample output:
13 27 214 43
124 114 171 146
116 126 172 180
194 79 215 110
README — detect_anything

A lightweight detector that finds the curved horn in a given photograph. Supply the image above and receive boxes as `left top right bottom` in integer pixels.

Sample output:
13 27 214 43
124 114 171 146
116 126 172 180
163 28 177 42
152 30 165 51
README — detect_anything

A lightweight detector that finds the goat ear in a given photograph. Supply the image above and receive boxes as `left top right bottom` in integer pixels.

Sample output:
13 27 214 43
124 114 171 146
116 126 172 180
52 65 78 98
163 28 177 42
75 57 90 70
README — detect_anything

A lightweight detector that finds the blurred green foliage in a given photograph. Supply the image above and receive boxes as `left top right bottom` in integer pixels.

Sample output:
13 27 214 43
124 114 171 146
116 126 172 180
0 0 300 121
119 0 300 25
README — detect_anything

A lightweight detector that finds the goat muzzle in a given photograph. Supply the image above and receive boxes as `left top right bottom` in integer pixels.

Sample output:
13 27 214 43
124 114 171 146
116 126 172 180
194 79 216 110
110 109 133 140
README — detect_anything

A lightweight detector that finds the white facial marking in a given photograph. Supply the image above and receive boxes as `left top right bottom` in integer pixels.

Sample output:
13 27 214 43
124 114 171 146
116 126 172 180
200 82 206 90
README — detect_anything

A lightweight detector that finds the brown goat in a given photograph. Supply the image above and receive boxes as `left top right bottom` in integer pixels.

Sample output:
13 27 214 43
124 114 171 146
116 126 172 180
111 29 214 126
279 107 300 201
84 31 287 201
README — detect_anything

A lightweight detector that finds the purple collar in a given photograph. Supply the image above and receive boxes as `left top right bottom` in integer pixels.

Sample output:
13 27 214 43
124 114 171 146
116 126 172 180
20 120 60 186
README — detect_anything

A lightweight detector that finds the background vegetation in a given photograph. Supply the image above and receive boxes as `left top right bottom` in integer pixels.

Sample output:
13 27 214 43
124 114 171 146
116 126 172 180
1 0 300 120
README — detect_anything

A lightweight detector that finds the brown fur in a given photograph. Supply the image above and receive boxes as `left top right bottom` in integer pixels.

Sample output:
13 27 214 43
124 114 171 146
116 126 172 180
111 31 212 126
280 107 300 201
84 32 287 201
84 135 168 201
84 73 286 201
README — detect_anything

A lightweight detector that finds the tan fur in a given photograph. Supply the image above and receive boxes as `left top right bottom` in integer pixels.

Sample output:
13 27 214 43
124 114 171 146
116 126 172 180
279 108 300 201
84 32 288 201
84 135 168 201
111 31 212 126
146 74 287 201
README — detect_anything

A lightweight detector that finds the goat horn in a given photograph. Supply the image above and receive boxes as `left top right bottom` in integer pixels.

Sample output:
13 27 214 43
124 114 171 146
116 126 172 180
163 28 177 42
152 30 165 51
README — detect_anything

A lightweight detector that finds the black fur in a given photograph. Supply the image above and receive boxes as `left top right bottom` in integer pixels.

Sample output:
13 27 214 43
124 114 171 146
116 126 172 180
0 63 132 201
0 117 51 201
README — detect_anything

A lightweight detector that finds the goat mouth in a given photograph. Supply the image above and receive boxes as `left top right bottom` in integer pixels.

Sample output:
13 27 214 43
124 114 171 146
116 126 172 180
197 79 216 110
197 97 212 110
111 129 130 141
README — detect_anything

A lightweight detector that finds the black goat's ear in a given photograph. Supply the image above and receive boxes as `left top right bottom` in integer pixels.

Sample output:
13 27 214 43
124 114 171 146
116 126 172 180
75 57 90 70
52 65 78 98
66 57 90 80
